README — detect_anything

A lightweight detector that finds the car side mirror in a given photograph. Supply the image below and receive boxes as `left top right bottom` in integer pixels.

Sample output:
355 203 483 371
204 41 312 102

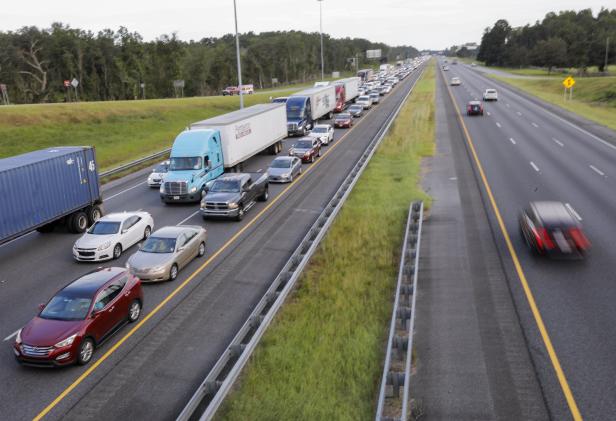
38 303 45 312
91 310 101 319
205 180 214 192
177 246 185 252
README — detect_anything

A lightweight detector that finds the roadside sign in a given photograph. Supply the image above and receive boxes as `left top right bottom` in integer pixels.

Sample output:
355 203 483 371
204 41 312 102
63 80 70 87
70 78 79 88
562 76 575 89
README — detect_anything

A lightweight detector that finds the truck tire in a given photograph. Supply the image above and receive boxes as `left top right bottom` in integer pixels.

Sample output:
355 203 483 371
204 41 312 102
87 205 103 226
69 211 89 233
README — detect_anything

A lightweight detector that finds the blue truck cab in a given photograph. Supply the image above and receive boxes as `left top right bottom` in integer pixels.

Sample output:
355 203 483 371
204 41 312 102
286 96 312 136
160 130 225 203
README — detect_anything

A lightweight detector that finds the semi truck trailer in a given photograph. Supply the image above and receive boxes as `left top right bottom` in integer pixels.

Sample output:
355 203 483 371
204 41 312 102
160 103 287 203
0 146 103 244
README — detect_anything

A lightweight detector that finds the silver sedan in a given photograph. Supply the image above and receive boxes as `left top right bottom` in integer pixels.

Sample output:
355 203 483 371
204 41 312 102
126 225 207 282
268 156 302 183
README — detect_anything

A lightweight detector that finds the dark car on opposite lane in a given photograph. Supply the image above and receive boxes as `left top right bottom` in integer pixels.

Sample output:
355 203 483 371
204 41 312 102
519 201 590 258
14 267 143 367
467 100 484 116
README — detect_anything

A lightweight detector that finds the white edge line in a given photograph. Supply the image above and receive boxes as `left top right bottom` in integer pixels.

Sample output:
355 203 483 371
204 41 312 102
486 111 491 116
532 122 539 128
105 181 147 200
530 161 540 172
552 138 564 147
4 329 19 342
496 122 502 128
509 137 517 145
516 111 523 116
565 203 583 221
177 210 201 226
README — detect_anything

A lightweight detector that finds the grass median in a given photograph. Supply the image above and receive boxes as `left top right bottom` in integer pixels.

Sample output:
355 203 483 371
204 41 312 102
0 91 294 171
216 64 435 421
488 74 616 131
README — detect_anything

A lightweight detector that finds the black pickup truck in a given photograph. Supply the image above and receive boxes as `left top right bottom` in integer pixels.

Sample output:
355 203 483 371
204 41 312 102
200 172 269 221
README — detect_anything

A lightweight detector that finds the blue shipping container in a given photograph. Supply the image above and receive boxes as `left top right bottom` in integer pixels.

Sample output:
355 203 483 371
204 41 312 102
0 146 102 244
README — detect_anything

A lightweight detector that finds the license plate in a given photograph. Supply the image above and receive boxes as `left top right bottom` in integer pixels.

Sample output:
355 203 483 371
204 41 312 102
173 196 180 200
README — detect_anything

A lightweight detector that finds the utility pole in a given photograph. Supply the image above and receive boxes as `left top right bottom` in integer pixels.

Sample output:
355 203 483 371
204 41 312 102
318 0 324 80
233 0 244 109
605 37 610 74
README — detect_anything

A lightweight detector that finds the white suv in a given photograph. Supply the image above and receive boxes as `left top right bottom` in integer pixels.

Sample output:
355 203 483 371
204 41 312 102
483 89 498 101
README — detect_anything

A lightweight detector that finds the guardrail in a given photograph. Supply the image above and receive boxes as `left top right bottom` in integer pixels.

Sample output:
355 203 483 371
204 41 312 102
177 68 426 421
375 200 424 421
99 148 171 178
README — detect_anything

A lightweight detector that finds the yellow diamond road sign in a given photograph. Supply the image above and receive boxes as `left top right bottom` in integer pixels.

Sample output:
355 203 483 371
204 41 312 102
563 76 576 89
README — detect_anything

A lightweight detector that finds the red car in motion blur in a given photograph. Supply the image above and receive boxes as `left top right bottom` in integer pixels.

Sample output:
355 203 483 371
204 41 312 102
519 201 590 258
467 100 484 116
14 267 143 367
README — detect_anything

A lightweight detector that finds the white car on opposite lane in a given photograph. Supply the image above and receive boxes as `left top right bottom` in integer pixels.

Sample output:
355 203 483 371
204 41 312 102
73 211 154 262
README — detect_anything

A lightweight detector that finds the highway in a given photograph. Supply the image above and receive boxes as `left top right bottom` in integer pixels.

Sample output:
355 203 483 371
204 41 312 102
0 65 425 420
441 61 616 420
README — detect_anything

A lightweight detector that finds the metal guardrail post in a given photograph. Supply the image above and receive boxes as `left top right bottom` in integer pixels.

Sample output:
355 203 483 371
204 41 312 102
375 200 424 421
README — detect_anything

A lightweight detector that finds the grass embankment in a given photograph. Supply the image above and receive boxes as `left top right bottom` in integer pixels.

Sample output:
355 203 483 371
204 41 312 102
216 64 436 420
0 91 294 171
489 74 616 131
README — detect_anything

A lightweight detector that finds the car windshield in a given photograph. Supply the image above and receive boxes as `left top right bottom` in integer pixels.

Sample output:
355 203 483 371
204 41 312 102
170 156 202 171
359 96 370 101
295 140 313 149
312 127 328 133
336 114 351 119
153 163 169 173
88 221 120 235
286 102 304 119
270 159 292 169
40 294 92 321
210 179 241 193
140 237 176 253
350 106 361 111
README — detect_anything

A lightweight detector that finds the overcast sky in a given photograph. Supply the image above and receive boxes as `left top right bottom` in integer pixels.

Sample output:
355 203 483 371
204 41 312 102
3 1 612 50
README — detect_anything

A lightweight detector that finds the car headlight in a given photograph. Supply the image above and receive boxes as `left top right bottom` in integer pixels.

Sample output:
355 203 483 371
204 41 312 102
200 202 206 209
97 241 112 251
159 185 165 193
54 334 77 348
190 186 198 193
15 329 22 344
228 202 239 209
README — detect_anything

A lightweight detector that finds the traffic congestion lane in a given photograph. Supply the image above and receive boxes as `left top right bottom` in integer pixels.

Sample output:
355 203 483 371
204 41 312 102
0 66 424 421
443 61 616 420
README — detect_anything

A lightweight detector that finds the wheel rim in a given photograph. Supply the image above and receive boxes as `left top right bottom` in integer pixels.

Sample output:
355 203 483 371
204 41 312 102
81 340 93 362
171 265 178 280
199 243 205 256
78 215 87 230
114 245 121 258
129 302 140 320
92 209 102 221
144 227 151 238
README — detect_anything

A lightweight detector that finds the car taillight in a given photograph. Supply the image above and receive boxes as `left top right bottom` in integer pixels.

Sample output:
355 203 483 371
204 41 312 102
467 105 471 112
538 228 555 250
569 227 590 250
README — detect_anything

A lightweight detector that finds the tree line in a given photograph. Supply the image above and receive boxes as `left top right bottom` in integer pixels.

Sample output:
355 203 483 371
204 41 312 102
476 8 615 72
0 24 418 104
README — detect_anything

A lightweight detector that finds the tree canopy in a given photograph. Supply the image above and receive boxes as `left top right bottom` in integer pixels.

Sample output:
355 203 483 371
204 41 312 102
0 25 418 104
477 8 616 71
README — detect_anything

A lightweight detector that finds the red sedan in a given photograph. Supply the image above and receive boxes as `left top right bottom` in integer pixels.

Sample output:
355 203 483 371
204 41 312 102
14 267 143 367
334 112 353 128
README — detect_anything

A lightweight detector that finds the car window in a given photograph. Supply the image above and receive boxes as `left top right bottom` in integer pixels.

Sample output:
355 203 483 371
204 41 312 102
94 283 123 311
184 230 198 243
176 233 187 248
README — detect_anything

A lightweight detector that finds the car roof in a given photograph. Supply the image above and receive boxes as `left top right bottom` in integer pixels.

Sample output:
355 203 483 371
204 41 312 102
469 100 481 105
336 113 351 117
530 201 577 226
272 156 294 162
98 212 142 222
297 136 315 142
151 225 198 239
216 173 247 182
314 124 331 129
63 267 126 296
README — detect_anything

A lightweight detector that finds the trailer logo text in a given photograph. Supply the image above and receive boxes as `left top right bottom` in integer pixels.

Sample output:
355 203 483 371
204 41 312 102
235 123 252 139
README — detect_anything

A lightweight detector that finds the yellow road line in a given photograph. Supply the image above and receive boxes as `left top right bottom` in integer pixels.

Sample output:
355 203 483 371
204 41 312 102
33 77 413 421
441 68 583 420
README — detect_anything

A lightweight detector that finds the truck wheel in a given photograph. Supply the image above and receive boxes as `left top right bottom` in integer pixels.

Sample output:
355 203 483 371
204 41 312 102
259 187 269 202
87 205 103 226
69 211 89 233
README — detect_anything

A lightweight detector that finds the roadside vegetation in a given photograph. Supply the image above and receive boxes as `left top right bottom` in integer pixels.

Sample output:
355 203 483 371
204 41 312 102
489 74 616 131
216 64 435 420
0 91 294 170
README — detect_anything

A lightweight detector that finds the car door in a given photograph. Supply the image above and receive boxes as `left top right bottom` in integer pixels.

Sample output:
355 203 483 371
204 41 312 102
293 158 301 176
174 233 190 269
328 126 334 141
183 230 200 260
243 178 256 203
89 282 125 342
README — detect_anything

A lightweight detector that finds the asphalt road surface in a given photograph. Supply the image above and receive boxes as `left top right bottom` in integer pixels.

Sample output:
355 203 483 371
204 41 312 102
0 65 425 420
441 61 616 421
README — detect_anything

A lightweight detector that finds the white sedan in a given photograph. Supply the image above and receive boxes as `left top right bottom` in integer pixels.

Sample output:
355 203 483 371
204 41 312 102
73 211 154 262
147 160 170 187
309 124 334 146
